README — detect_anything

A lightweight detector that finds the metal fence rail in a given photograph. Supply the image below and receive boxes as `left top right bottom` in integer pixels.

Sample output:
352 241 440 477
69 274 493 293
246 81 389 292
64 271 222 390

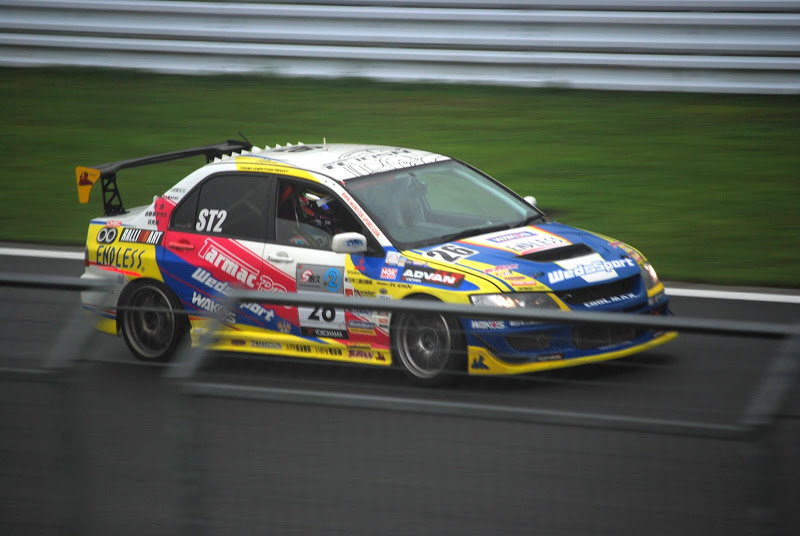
169 286 800 535
1 0 799 93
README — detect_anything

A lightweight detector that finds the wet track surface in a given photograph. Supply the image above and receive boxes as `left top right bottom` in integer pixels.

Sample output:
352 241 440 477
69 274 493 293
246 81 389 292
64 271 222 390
2 251 799 535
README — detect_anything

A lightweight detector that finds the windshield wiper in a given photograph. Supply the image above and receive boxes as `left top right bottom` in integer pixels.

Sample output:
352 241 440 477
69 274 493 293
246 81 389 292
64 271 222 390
521 213 547 225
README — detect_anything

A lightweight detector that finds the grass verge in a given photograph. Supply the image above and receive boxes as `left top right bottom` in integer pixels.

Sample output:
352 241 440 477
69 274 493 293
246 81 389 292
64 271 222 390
1 67 798 287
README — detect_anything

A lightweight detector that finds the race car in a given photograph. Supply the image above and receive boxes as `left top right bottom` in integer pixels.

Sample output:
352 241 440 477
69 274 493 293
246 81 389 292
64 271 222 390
77 139 675 384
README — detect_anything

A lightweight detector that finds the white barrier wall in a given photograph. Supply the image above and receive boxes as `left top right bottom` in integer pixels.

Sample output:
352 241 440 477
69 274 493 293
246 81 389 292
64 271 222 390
1 0 799 93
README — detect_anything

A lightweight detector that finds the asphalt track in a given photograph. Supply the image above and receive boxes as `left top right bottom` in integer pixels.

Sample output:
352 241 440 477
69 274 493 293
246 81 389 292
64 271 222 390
1 246 799 535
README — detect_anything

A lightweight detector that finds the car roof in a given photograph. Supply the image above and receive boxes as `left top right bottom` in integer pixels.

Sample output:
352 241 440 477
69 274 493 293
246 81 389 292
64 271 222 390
232 143 450 182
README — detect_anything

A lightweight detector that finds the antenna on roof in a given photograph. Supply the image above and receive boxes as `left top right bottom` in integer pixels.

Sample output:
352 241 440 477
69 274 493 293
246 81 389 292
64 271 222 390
238 131 253 149
323 137 327 150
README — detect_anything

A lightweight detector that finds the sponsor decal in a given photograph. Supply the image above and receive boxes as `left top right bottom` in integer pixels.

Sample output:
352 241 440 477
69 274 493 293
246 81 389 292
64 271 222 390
252 341 281 350
239 302 276 322
609 241 644 264
190 292 236 323
472 228 570 255
353 257 366 272
105 220 123 228
470 320 506 330
315 347 343 356
648 290 666 307
277 320 292 333
191 267 234 296
348 320 375 330
547 258 636 285
78 170 94 186
96 245 144 271
583 292 638 308
509 320 540 327
471 356 490 370
508 278 540 288
385 251 406 266
376 352 387 361
424 244 477 263
199 239 286 291
345 238 365 248
302 327 348 339
96 227 118 244
401 266 464 288
537 353 563 362
483 263 519 276
286 344 312 353
487 230 534 243
380 267 398 280
347 319 375 335
297 265 344 294
340 191 382 239
348 349 373 359
119 228 164 245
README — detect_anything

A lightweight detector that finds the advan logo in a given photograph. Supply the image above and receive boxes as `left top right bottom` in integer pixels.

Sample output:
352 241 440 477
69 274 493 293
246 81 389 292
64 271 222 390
198 239 286 292
401 266 464 288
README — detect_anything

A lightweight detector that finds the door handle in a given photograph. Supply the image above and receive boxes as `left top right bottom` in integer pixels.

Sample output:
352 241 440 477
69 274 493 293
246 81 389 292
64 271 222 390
267 253 293 263
168 240 195 251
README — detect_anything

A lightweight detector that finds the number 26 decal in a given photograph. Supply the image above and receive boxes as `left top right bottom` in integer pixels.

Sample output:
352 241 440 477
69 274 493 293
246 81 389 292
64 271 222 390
196 209 227 233
308 306 336 322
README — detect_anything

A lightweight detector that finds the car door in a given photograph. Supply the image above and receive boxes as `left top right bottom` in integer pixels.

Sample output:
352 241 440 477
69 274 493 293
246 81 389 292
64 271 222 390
160 172 276 327
267 177 387 350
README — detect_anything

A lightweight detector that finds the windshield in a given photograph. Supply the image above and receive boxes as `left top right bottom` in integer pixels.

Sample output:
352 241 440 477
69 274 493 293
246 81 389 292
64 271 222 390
344 160 544 250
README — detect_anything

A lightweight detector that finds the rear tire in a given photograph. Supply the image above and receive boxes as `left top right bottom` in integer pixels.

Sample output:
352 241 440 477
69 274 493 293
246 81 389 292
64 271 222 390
391 298 465 386
119 280 187 362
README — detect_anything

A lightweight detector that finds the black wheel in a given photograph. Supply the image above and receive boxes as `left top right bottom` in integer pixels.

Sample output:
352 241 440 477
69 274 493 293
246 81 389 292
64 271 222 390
391 299 465 386
119 280 188 362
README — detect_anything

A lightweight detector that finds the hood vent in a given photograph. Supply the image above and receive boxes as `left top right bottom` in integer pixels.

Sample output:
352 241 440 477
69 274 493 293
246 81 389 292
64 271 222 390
517 243 595 263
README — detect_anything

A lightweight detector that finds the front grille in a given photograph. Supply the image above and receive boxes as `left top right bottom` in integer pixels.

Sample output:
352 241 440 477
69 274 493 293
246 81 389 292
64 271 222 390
572 325 643 350
554 276 638 306
505 332 551 352
517 243 595 263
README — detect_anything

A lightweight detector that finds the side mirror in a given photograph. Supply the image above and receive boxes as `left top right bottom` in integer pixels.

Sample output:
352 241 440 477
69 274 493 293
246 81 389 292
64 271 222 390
331 232 368 254
524 195 537 207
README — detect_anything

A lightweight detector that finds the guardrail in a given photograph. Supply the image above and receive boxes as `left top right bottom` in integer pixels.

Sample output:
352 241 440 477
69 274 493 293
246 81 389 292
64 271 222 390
1 273 799 534
1 0 799 93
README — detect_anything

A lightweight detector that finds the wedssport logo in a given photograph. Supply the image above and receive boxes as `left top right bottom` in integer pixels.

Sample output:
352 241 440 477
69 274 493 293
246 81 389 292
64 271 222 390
547 258 636 284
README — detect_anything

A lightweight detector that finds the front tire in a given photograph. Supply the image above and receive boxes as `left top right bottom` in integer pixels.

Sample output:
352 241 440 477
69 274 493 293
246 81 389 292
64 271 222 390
391 299 465 386
119 280 187 362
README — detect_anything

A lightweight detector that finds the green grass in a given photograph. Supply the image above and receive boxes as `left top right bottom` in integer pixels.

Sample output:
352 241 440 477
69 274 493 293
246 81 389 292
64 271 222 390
2 67 799 287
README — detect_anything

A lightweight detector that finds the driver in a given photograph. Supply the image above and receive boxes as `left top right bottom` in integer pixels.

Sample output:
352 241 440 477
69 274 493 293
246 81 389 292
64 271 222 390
278 184 344 248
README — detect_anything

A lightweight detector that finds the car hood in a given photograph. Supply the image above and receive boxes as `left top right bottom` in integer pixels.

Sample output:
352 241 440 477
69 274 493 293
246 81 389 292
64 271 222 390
411 222 644 292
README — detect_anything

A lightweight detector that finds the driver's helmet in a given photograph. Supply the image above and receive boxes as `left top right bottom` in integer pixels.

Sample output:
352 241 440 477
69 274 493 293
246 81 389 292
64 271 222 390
298 191 340 231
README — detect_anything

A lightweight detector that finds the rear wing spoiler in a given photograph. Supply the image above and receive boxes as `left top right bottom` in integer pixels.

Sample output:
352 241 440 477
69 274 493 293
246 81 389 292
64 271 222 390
76 139 253 216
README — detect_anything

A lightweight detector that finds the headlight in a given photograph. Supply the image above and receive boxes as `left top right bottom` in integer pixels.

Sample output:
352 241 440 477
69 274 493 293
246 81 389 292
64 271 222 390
641 262 661 290
470 292 559 309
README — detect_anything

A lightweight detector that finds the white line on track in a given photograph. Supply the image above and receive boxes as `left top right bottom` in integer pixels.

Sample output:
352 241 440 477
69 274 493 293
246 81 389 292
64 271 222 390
1 245 799 305
664 288 800 305
0 246 83 260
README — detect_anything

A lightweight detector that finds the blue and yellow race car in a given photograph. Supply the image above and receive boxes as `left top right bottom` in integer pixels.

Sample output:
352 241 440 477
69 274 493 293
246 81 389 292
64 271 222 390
78 140 675 384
